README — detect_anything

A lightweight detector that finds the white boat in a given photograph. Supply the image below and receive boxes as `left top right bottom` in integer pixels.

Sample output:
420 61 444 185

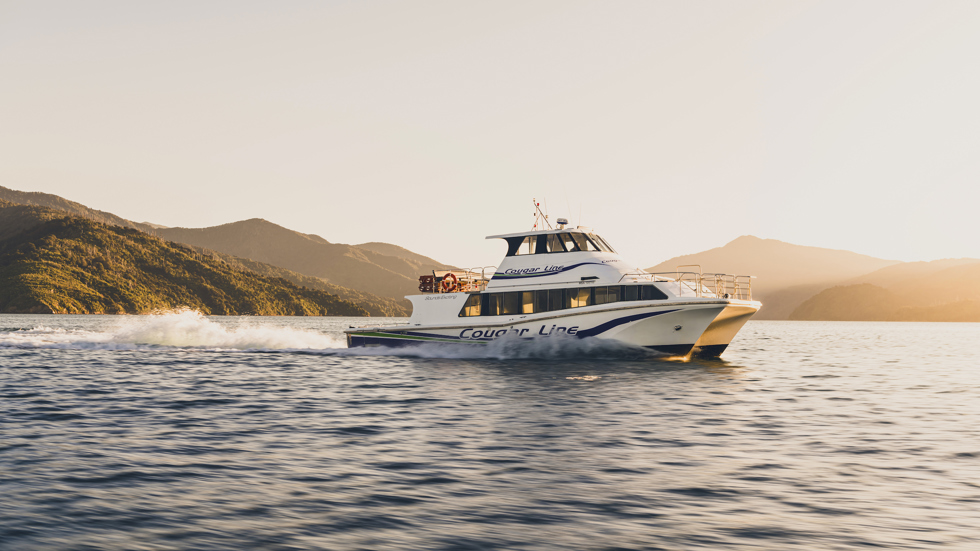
345 204 761 358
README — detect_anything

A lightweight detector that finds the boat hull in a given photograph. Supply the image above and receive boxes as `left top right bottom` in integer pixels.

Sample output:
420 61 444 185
346 301 749 357
691 303 760 358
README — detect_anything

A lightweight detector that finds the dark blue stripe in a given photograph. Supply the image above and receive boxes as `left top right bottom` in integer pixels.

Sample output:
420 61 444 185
354 308 681 345
491 262 606 279
575 309 680 338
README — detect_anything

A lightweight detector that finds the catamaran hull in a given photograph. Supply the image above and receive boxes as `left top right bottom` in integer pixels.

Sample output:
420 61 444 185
346 302 751 357
691 303 759 358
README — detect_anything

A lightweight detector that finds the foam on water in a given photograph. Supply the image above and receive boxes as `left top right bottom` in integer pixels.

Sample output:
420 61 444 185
0 310 344 351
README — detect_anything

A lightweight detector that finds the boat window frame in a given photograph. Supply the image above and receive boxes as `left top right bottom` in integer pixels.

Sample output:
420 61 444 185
559 233 581 252
545 233 566 253
571 233 593 252
458 293 482 317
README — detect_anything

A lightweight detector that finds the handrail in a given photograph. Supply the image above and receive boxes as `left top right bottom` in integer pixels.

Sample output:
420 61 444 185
424 266 498 293
623 270 755 300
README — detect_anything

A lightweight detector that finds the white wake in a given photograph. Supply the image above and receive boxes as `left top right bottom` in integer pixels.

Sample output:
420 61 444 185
0 310 344 351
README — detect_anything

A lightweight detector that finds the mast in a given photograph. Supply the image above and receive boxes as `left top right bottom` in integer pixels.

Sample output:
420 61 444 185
532 198 552 231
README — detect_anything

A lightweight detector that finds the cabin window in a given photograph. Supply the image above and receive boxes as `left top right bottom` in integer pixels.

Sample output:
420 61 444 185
535 290 548 313
505 236 536 256
641 285 668 300
571 233 594 252
488 292 522 315
596 235 617 253
560 233 581 252
566 288 593 308
487 293 512 315
623 285 639 301
486 294 499 315
546 234 565 253
467 285 665 316
595 286 621 305
515 236 534 256
459 294 481 317
588 233 615 253
548 288 564 311
521 291 535 314
595 286 608 305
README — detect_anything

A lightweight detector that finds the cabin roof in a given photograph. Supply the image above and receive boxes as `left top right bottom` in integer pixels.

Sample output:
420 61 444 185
485 227 593 240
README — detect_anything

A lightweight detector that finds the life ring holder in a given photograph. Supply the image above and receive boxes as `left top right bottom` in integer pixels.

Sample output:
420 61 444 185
440 273 459 293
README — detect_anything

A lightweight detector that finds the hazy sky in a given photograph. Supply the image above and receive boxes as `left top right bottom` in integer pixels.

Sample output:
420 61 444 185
2 1 978 268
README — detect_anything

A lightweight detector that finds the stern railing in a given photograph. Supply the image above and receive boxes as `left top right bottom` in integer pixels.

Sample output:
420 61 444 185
620 264 754 300
420 266 497 293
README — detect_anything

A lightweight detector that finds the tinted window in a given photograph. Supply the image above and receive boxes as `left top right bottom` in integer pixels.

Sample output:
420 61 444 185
592 234 616 253
595 286 608 305
487 294 501 315
514 236 534 255
459 294 481 317
468 286 665 316
607 286 621 302
521 291 535 314
596 286 620 305
586 234 605 252
535 290 549 313
642 285 668 300
546 234 565 253
502 292 520 314
584 235 602 251
560 233 580 252
566 288 593 308
623 285 639 301
571 233 589 251
548 288 564 311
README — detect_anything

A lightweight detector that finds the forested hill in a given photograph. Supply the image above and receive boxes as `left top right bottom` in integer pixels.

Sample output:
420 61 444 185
0 185 154 232
0 201 367 316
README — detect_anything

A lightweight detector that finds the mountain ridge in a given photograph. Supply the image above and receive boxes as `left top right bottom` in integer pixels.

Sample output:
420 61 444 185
0 201 367 316
0 186 445 315
153 219 453 302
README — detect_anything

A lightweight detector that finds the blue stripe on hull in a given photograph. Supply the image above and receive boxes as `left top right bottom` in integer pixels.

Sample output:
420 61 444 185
348 308 687 349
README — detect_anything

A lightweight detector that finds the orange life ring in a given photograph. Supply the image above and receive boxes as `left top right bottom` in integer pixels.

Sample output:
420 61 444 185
440 273 459 293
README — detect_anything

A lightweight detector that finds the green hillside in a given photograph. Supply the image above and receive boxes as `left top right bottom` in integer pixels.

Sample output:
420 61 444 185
0 203 367 316
0 185 154 232
0 186 421 316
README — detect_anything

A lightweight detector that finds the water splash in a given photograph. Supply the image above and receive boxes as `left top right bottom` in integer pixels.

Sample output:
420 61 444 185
110 310 340 349
0 310 343 351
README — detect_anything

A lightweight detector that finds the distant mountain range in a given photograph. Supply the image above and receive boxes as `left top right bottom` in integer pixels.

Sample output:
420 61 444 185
648 236 980 322
155 220 451 303
0 185 457 316
0 200 366 316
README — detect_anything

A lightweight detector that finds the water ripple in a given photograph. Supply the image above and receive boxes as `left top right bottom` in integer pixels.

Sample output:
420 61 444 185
1 315 979 549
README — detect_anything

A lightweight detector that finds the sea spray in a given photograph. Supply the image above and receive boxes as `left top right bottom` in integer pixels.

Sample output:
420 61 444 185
108 310 342 350
0 310 344 351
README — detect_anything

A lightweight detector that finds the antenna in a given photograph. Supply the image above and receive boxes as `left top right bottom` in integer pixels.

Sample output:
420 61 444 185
532 198 552 230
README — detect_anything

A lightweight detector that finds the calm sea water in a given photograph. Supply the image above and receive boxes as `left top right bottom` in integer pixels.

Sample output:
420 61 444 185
2 313 979 550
